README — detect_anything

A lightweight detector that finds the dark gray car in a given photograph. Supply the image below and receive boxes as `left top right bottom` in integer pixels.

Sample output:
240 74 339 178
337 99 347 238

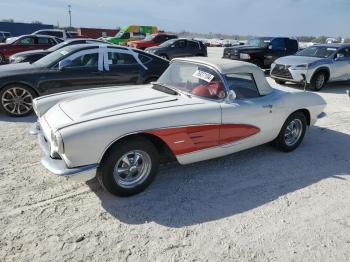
145 38 207 60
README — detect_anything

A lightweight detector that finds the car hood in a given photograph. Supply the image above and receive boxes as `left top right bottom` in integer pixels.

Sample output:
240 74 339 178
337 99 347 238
57 85 203 121
0 62 44 77
12 49 49 57
274 55 323 65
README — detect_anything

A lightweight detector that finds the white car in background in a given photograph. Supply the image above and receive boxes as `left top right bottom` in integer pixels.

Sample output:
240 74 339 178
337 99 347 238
271 44 350 91
30 57 326 196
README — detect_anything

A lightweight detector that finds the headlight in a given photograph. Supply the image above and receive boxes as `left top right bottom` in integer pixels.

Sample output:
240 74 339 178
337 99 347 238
10 56 25 63
290 64 308 70
50 130 64 157
239 53 250 59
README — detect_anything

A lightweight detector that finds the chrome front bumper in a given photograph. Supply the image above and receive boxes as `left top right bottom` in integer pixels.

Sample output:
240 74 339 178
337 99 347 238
30 122 97 182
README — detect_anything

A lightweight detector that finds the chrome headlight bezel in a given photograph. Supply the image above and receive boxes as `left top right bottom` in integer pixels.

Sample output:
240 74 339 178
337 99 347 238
50 130 64 156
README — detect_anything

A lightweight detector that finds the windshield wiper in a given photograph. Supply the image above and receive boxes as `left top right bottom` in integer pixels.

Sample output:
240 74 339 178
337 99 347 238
152 82 178 95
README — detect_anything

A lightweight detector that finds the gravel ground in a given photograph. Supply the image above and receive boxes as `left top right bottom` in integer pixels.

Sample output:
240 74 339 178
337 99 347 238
0 48 350 262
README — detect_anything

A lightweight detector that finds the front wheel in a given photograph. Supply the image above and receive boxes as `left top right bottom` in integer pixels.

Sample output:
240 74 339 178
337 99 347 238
310 71 327 91
272 111 307 152
0 84 36 116
97 138 159 197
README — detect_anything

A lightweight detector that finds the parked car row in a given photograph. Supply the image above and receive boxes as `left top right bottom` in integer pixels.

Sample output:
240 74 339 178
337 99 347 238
223 37 350 91
0 34 62 64
0 43 169 116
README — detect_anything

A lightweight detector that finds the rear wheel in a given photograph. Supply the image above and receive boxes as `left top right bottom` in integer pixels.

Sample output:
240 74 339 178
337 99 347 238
0 53 5 64
272 111 307 152
0 84 36 116
97 138 160 197
310 71 327 91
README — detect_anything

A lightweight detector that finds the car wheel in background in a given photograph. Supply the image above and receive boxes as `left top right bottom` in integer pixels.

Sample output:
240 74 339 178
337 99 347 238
310 71 327 91
0 53 5 64
272 111 307 152
97 138 160 197
275 79 286 85
0 84 36 116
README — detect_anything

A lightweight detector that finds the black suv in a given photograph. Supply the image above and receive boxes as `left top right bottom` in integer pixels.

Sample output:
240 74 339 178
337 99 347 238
145 38 207 60
223 37 298 68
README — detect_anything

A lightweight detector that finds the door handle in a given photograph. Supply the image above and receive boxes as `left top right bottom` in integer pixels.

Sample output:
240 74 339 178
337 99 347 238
262 104 273 109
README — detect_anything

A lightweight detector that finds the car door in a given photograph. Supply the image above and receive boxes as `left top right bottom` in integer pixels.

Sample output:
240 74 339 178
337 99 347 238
187 40 200 56
99 48 144 86
220 73 280 150
170 39 188 58
35 36 55 50
38 48 105 94
331 48 350 81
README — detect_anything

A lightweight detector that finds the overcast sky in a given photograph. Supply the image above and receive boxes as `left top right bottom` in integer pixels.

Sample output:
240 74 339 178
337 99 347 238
1 0 349 37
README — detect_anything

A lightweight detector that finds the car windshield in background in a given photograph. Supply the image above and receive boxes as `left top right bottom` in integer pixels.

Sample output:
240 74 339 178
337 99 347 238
158 39 177 47
156 61 226 100
246 38 271 48
115 31 124 38
295 46 338 58
33 47 74 67
144 34 154 41
5 37 18 44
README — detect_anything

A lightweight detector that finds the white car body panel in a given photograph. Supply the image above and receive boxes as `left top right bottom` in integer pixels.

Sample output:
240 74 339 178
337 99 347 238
31 57 326 180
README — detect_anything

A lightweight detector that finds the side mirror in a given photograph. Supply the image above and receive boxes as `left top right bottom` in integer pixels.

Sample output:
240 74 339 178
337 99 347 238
227 90 237 101
58 59 71 70
170 44 176 48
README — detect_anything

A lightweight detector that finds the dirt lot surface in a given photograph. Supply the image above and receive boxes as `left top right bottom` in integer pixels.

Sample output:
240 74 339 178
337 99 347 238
1 48 350 262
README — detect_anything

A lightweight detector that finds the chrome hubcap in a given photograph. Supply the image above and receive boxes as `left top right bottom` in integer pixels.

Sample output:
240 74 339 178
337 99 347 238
1 87 33 115
315 74 325 89
113 150 152 188
284 119 303 146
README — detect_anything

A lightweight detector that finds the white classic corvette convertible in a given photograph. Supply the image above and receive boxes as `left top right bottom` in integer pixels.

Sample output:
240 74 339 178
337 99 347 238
30 57 326 196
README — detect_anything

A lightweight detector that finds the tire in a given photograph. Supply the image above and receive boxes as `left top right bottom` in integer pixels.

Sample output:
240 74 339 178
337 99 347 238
97 138 160 197
275 79 286 85
310 71 327 91
272 111 307 152
0 84 36 116
0 53 5 64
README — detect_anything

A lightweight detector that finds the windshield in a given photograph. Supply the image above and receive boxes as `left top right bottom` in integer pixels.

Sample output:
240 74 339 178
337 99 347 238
295 46 338 58
144 34 154 41
246 37 271 48
33 46 74 67
157 61 226 100
5 37 18 44
158 39 177 47
115 31 124 38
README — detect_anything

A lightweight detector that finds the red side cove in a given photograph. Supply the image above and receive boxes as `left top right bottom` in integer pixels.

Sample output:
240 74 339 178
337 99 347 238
146 124 260 155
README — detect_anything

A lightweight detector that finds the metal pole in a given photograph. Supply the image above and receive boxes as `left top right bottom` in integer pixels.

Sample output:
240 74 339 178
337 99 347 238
68 5 72 29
